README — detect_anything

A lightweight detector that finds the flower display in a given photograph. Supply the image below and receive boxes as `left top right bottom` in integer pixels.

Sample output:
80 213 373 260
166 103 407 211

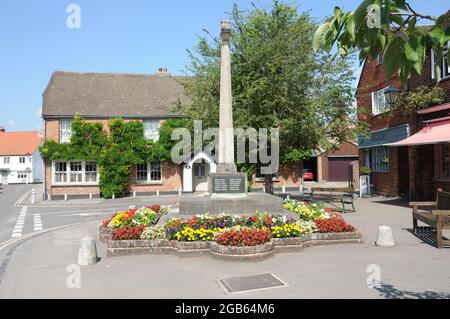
111 225 145 240
131 207 158 227
140 225 167 240
175 226 217 241
271 221 315 238
103 204 168 230
314 218 355 233
215 227 271 246
283 197 342 220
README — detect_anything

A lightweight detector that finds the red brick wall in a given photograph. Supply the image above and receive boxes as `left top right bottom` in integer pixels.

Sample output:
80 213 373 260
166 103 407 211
130 162 182 192
408 51 450 103
253 162 301 187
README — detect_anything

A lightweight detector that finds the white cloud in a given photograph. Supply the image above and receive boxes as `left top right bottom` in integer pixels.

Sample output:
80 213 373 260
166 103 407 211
7 120 16 127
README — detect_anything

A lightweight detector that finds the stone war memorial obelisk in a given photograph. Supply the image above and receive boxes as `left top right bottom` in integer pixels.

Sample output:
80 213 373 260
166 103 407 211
179 20 284 215
208 19 247 197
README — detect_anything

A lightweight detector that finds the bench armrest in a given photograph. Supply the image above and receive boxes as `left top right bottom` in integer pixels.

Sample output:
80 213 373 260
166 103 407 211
432 210 450 216
409 201 437 208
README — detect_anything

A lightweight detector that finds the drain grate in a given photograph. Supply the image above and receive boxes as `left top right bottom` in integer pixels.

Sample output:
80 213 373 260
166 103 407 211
219 273 287 293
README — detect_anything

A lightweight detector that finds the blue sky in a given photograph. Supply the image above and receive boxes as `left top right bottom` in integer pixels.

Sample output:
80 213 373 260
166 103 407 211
0 0 445 132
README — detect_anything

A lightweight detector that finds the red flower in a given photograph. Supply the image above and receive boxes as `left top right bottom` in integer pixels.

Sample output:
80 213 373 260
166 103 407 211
111 225 145 240
314 218 355 233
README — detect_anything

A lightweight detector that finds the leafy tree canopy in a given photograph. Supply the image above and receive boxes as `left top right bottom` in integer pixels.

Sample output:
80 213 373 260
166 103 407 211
313 1 450 83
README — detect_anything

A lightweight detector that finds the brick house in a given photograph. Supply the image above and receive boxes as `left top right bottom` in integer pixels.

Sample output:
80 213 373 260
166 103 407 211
44 70 339 199
357 41 450 199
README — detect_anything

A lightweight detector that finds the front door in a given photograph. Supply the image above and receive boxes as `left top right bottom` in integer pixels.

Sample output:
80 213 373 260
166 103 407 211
1 171 8 185
193 163 209 192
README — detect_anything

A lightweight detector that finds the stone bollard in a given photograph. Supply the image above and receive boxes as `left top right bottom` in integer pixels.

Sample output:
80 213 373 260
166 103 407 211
89 193 92 200
78 236 98 266
133 191 136 198
64 194 68 201
157 190 159 197
31 188 36 204
375 225 395 247
282 185 286 194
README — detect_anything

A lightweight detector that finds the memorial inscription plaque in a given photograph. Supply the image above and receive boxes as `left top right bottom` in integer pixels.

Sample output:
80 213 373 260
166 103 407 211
210 174 246 194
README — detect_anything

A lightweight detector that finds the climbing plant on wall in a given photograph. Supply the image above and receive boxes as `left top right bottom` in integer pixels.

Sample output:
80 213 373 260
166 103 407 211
40 116 189 199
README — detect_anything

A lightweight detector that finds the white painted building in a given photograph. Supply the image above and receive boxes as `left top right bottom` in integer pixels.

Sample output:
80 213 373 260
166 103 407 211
0 129 43 185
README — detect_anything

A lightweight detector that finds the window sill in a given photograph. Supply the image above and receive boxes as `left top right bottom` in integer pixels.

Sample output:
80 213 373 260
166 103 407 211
135 181 163 185
53 183 99 187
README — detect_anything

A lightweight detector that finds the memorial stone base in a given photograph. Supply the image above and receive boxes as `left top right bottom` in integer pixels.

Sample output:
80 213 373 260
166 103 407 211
178 192 287 215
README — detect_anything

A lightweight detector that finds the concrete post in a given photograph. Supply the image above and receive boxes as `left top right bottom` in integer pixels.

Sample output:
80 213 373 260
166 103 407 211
112 193 115 199
178 188 182 197
89 193 92 200
31 188 36 204
133 191 136 198
282 185 286 194
64 194 68 201
78 236 98 266
375 225 395 247
157 190 159 197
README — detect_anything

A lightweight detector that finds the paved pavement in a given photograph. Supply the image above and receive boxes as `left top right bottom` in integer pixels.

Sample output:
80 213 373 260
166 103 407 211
0 192 449 299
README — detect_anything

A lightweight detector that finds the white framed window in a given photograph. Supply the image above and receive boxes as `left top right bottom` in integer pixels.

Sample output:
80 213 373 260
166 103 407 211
85 162 98 182
143 119 160 142
54 162 67 183
53 161 98 185
70 162 82 183
376 52 383 64
59 119 73 143
371 87 390 116
136 163 148 183
366 147 390 173
3 157 10 164
19 157 25 164
136 162 162 183
432 42 450 80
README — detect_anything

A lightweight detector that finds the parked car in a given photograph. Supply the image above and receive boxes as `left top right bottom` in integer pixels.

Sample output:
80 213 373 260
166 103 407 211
303 169 314 181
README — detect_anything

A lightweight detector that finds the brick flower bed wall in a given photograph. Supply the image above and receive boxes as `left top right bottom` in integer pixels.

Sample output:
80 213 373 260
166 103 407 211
101 226 363 260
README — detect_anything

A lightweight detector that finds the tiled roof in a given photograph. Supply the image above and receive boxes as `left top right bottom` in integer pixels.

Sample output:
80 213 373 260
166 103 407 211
0 131 42 156
42 71 190 118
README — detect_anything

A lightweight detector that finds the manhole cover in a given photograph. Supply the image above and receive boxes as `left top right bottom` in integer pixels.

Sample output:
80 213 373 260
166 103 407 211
219 273 287 293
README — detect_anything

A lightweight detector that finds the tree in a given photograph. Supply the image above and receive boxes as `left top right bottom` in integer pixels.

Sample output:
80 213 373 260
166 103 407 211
179 1 360 193
313 1 450 83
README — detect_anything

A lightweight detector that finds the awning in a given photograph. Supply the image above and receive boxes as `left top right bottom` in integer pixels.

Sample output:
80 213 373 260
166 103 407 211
386 119 450 147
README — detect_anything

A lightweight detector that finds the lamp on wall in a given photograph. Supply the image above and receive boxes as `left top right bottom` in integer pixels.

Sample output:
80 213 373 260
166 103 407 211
384 86 401 105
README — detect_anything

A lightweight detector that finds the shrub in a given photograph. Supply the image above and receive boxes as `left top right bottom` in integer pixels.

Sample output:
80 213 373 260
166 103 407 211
314 218 355 233
111 225 145 240
140 226 166 240
215 228 271 246
360 166 372 175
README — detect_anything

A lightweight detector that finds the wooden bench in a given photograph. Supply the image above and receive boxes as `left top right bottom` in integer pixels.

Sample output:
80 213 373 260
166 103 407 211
410 188 450 248
306 187 355 212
